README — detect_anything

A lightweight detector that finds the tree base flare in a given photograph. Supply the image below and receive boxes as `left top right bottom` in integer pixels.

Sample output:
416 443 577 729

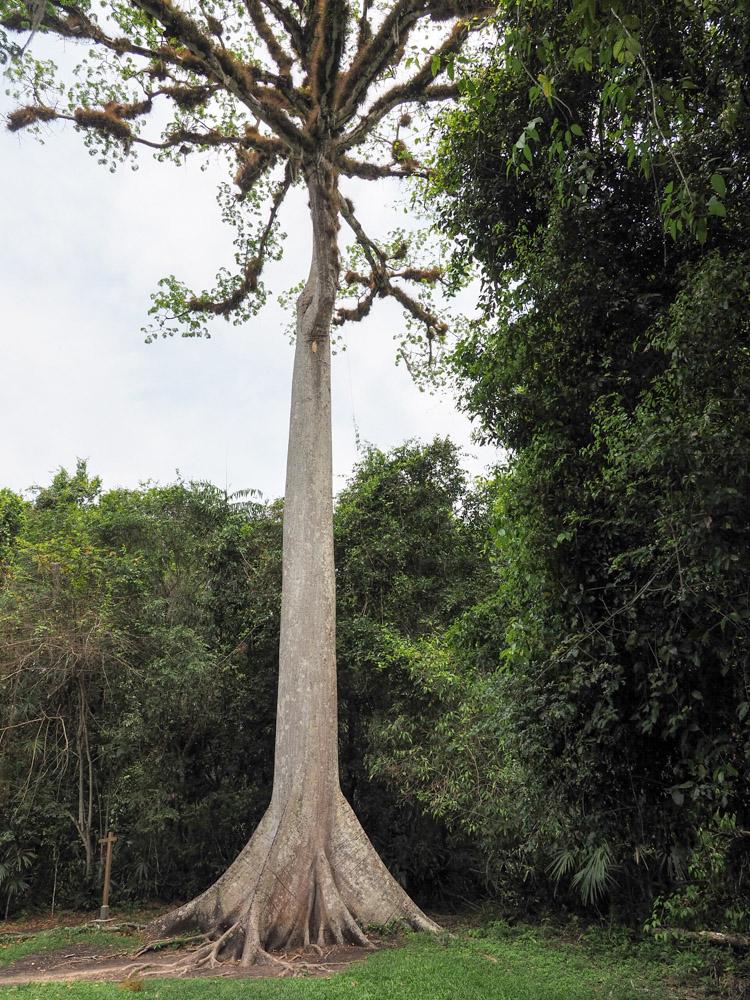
144 791 439 967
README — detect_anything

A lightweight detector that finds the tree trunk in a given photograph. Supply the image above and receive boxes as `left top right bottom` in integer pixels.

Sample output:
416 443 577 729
144 155 438 967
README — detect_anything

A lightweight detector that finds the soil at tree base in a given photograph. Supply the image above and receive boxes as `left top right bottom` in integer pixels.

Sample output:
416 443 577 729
0 910 412 983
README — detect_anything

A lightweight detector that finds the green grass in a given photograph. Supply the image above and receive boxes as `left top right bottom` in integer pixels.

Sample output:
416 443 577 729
0 924 683 1000
0 926 139 968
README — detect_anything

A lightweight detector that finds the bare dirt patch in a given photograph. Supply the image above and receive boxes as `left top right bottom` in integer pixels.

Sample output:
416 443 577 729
0 941 380 983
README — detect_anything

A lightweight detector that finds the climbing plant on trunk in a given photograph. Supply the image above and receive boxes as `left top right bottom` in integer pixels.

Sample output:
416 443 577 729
2 0 490 966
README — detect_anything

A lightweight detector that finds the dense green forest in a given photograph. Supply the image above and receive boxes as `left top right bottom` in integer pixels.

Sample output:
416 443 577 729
432 0 750 930
1 0 748 943
0 444 499 916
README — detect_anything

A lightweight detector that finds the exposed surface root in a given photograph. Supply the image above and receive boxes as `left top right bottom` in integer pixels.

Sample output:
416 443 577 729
124 945 349 980
0 928 386 984
144 791 439 969
135 933 209 958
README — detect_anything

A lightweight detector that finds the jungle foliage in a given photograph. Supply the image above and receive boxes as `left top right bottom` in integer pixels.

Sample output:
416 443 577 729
0 442 496 915
429 0 750 926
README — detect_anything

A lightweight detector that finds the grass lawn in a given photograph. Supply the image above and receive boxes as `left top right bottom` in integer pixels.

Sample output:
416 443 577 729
0 927 135 968
0 919 744 999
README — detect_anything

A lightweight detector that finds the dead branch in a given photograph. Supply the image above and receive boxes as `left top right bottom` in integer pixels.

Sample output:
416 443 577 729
134 933 210 957
648 927 750 950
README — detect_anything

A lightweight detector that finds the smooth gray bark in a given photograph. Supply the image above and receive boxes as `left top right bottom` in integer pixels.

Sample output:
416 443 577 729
145 157 438 966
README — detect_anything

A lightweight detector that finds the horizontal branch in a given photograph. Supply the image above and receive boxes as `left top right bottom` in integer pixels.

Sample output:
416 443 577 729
648 927 750 950
5 102 249 156
2 2 169 64
337 152 431 180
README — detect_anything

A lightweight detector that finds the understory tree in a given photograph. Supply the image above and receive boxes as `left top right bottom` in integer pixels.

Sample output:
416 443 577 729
334 438 500 903
432 0 750 921
0 467 280 911
1 0 492 963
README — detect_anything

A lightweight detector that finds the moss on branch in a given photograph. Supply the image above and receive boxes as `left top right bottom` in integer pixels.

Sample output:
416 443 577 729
6 104 57 131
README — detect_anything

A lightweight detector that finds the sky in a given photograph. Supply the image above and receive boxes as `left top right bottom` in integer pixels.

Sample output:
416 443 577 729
0 37 499 503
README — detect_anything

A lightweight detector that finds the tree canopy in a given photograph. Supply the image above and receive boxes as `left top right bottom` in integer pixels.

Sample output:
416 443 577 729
1 0 489 347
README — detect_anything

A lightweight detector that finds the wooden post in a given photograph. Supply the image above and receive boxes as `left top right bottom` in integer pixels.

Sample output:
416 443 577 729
98 831 117 920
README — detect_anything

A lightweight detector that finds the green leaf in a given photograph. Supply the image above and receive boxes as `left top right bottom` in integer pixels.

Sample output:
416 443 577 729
708 195 726 217
710 173 726 197
625 35 642 56
570 124 584 137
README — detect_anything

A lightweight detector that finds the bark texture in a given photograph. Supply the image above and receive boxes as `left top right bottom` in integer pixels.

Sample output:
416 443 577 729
145 156 438 966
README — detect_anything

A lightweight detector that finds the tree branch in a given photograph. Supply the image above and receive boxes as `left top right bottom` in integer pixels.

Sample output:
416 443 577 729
305 0 350 123
334 282 378 324
2 1 173 64
131 0 308 153
187 171 291 316
338 197 449 345
339 196 388 285
357 0 372 49
340 24 467 150
648 927 750 950
243 0 294 77
258 0 305 59
6 103 248 155
334 0 424 124
337 152 432 180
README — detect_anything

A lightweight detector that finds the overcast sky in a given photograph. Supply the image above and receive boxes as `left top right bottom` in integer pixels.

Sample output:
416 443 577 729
0 40 499 502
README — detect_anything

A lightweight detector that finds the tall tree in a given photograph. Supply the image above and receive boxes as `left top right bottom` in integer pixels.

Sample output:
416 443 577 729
1 0 490 965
